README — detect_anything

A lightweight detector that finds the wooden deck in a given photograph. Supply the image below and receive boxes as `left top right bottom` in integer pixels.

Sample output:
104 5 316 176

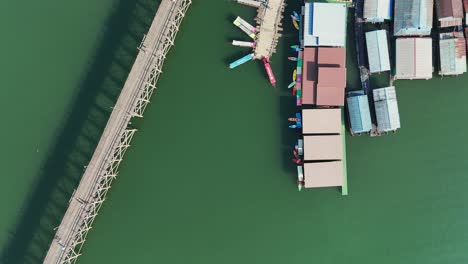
43 0 191 263
253 0 286 59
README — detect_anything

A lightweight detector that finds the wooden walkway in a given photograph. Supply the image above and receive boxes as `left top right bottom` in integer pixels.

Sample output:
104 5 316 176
253 0 286 59
43 0 191 263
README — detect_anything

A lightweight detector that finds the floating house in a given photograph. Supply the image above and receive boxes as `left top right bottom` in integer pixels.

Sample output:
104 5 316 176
364 0 393 23
295 108 347 195
395 38 433 79
435 0 463 27
365 30 391 73
347 91 372 134
302 109 342 135
439 32 467 75
303 2 347 47
302 47 347 106
303 161 344 189
373 86 401 133
394 0 433 36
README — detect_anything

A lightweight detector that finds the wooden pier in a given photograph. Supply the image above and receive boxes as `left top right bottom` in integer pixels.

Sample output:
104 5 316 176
43 0 191 263
253 0 286 59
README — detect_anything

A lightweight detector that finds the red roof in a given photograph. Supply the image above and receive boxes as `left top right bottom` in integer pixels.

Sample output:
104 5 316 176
316 68 346 106
302 47 346 106
437 0 463 19
302 47 318 105
317 47 346 68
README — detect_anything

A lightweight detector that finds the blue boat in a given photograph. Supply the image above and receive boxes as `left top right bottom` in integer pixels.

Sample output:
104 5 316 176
229 53 254 69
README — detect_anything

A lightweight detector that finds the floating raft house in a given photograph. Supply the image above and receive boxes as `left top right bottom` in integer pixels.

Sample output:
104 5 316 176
363 0 393 23
347 91 372 134
373 86 401 133
436 0 463 28
395 38 433 80
439 32 467 76
365 30 390 73
394 0 433 36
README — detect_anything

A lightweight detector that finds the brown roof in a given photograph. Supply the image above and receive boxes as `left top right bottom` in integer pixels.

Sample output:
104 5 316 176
316 67 346 106
302 108 342 134
304 161 344 188
302 47 346 105
302 47 318 105
466 28 468 50
317 47 346 67
437 0 463 19
303 135 343 161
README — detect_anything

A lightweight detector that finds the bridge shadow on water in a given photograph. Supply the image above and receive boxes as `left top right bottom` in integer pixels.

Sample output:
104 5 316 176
0 0 161 263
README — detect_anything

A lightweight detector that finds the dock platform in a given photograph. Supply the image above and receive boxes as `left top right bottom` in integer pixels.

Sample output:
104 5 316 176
43 0 191 263
253 0 286 59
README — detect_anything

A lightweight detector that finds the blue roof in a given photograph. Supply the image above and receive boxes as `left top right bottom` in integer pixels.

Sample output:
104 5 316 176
347 94 372 133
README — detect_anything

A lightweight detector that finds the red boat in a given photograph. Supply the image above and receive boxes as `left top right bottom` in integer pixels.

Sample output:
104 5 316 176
262 57 277 87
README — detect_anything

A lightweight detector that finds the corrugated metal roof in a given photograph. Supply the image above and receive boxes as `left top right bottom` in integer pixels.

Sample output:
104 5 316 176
439 33 467 75
366 30 391 73
395 38 433 79
364 0 393 22
394 0 433 36
303 2 347 47
347 94 372 133
373 86 401 132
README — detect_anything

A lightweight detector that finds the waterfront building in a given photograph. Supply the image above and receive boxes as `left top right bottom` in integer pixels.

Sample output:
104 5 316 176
395 38 433 79
364 0 393 23
303 2 347 46
303 161 344 189
302 109 342 135
347 91 372 134
365 30 391 73
373 86 401 133
302 47 346 105
439 32 467 75
435 0 463 27
394 0 433 36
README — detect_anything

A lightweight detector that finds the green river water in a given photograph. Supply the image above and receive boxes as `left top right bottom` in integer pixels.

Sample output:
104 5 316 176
1 0 468 263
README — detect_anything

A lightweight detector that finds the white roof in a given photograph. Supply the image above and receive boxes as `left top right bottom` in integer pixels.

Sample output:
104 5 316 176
303 2 347 47
366 30 390 73
364 0 392 22
395 38 433 79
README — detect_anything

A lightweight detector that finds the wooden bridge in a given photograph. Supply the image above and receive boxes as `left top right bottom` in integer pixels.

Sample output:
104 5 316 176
43 0 191 263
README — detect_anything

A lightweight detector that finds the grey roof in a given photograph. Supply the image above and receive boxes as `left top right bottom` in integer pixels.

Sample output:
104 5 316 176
364 0 393 22
373 87 401 132
366 30 391 73
394 0 434 36
439 32 467 75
